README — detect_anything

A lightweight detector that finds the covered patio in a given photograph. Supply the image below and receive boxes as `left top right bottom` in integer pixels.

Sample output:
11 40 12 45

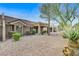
6 20 31 38
32 22 48 34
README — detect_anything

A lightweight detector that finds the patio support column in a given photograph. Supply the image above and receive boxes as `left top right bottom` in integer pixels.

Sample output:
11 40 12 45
38 25 41 34
22 25 23 35
2 13 6 41
14 25 16 32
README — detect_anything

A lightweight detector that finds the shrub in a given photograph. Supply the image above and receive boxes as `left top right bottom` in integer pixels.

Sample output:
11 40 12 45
63 29 79 43
8 31 17 38
12 32 21 41
26 29 36 35
68 30 79 42
31 30 36 35
41 30 47 35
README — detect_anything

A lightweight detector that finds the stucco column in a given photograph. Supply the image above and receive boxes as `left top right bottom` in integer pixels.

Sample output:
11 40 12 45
22 25 23 35
2 13 6 41
38 25 41 34
14 25 16 32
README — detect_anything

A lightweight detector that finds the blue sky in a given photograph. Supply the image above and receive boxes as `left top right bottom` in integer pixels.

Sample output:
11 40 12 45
0 3 78 26
0 3 47 22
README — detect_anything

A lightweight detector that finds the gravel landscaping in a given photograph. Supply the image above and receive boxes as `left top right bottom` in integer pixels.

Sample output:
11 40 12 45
0 32 67 56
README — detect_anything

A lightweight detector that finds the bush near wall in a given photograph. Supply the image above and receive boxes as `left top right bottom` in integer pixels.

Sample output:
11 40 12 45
41 30 47 35
31 30 36 35
12 32 21 41
26 29 36 35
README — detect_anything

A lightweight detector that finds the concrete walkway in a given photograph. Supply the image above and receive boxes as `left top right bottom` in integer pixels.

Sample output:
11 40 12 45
0 32 67 56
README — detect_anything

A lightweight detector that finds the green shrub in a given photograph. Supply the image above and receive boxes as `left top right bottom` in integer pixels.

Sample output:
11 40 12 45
31 30 36 35
12 32 21 41
41 30 47 35
68 30 79 42
63 29 79 43
8 31 17 38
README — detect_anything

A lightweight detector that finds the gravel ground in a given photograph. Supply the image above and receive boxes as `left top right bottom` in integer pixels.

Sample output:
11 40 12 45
0 32 67 56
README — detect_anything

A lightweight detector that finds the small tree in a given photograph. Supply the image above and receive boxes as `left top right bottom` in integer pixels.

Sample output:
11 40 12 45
40 4 53 35
51 3 78 30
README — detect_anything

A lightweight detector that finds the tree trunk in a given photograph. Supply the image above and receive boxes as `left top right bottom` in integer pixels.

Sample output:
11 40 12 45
47 18 50 35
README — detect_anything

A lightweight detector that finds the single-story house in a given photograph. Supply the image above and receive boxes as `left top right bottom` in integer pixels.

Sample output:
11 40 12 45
0 14 49 41
0 15 34 41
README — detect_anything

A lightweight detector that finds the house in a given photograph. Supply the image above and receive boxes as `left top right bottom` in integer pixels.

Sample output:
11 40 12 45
0 14 49 41
0 14 34 41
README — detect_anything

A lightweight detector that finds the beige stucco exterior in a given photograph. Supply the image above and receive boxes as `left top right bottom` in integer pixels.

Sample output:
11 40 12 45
0 15 50 41
0 15 32 41
0 22 31 41
6 20 31 39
